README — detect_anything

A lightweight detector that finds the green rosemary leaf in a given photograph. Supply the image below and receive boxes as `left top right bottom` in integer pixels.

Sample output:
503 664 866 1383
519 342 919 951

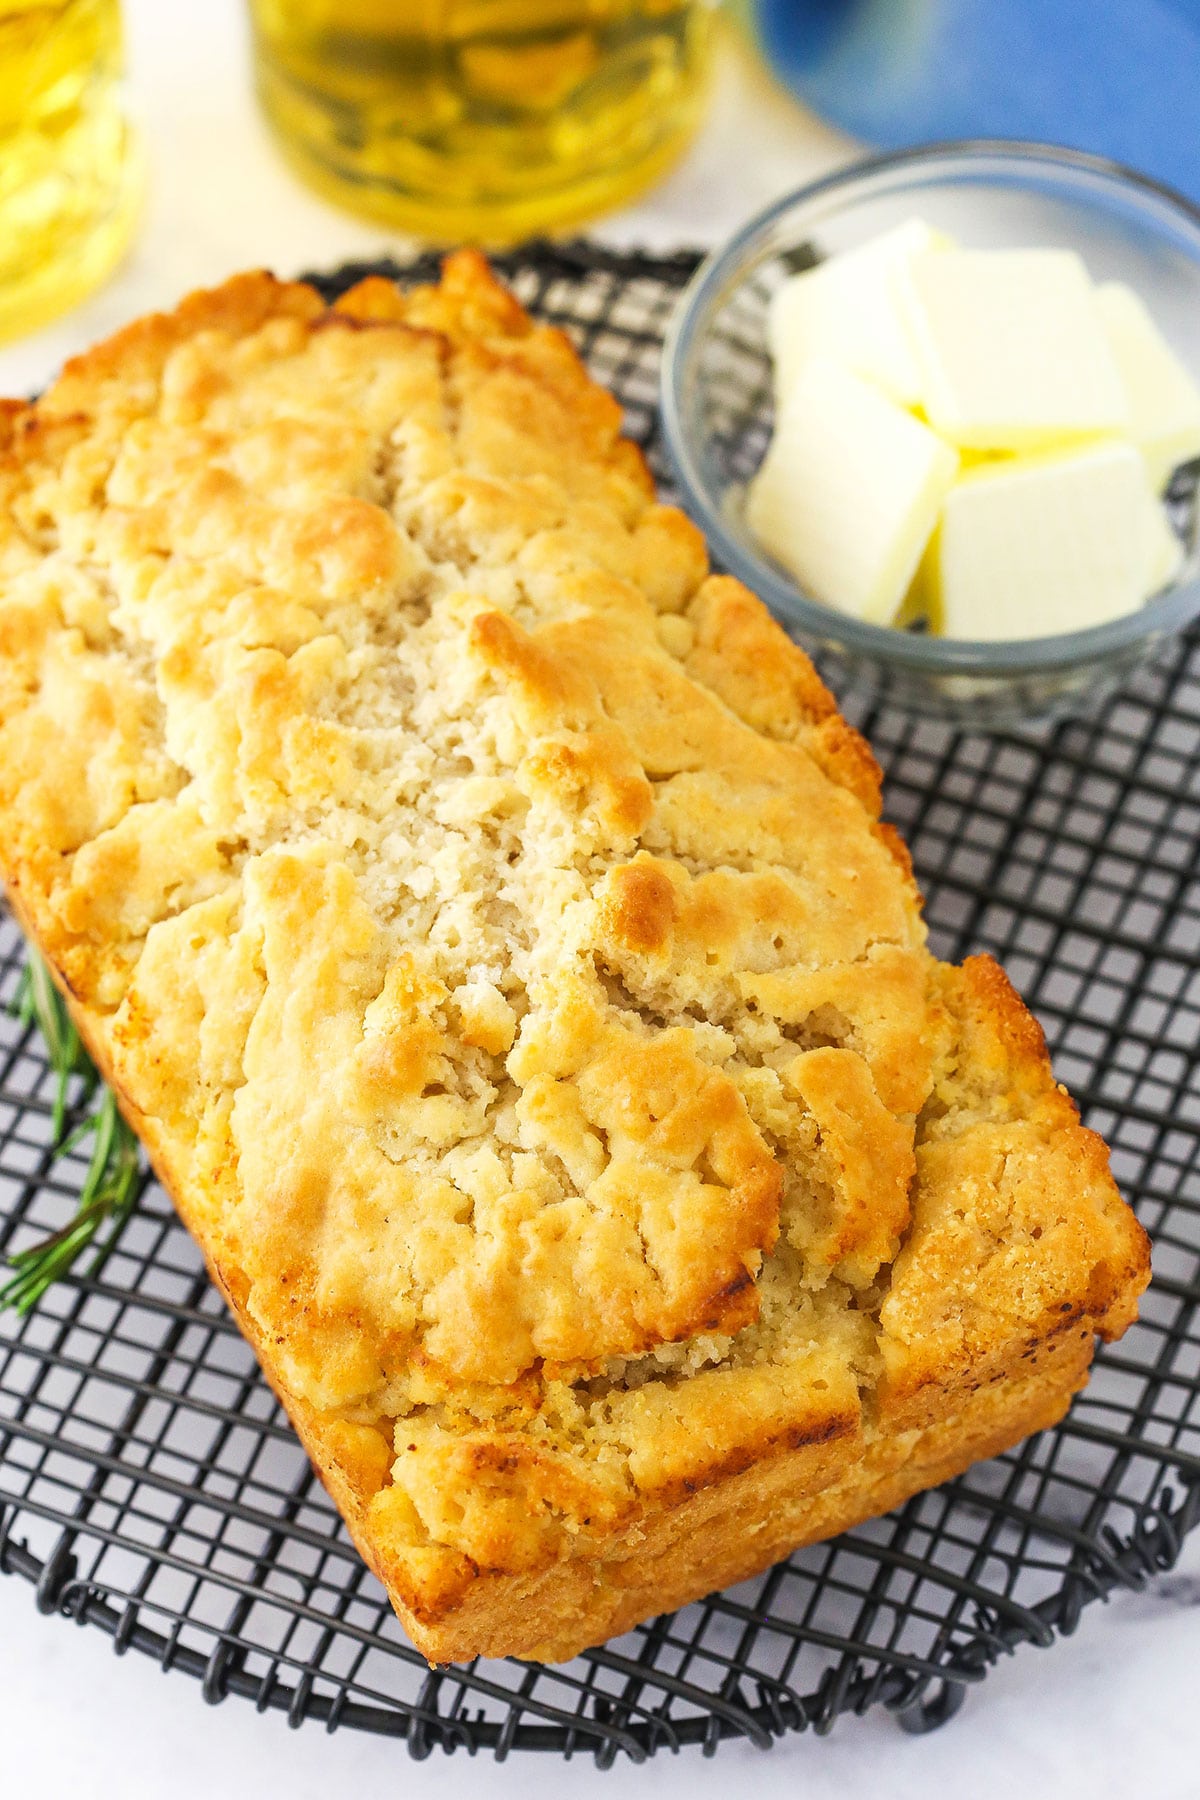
78 1090 142 1280
0 950 143 1316
9 951 89 1140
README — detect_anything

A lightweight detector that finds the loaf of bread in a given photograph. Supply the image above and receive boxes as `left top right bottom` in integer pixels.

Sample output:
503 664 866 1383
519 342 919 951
0 253 1149 1663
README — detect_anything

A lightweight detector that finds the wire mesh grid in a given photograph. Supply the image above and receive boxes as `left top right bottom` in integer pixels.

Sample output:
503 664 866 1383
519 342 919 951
1 242 1199 1764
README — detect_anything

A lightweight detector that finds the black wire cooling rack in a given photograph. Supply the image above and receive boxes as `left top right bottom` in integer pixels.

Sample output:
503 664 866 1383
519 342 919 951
2 242 1200 1764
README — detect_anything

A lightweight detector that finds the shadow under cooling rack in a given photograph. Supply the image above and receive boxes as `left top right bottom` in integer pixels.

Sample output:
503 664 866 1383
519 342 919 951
3 244 1200 1764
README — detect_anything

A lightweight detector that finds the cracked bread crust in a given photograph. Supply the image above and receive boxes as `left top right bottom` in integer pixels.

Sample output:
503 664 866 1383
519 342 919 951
0 254 1150 1662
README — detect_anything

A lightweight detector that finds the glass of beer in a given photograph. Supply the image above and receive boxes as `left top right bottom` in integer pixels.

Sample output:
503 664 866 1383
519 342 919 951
0 0 141 346
247 0 716 242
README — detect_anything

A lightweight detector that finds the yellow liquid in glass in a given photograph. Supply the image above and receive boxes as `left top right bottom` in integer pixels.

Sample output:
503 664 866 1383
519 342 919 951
0 0 140 346
248 0 714 242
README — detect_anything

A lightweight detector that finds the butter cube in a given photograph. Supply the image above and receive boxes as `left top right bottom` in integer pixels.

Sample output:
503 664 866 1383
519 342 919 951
900 248 1127 450
746 355 959 625
928 442 1146 639
1096 282 1200 491
768 219 951 408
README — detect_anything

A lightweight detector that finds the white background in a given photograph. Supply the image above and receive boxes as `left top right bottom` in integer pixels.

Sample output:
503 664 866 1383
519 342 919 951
3 5 1200 1796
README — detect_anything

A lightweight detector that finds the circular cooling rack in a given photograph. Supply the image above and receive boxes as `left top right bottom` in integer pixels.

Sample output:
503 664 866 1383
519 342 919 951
2 243 1200 1764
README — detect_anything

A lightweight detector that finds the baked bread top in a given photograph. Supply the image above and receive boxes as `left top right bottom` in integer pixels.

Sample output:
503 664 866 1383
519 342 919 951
0 254 1149 1605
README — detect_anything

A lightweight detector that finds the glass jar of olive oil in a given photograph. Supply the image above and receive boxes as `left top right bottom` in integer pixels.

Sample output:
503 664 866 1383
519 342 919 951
0 0 141 346
247 0 715 243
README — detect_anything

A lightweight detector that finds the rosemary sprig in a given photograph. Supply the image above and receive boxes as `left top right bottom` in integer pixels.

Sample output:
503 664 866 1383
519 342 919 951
0 951 142 1315
10 953 91 1141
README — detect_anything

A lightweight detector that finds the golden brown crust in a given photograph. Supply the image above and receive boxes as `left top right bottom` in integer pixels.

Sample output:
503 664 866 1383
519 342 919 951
0 255 1149 1663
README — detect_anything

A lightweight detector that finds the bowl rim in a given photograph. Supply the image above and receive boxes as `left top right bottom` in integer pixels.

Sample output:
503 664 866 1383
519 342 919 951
659 137 1200 676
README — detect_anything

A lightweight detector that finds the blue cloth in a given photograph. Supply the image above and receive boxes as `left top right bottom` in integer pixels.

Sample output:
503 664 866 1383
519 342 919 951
754 0 1200 202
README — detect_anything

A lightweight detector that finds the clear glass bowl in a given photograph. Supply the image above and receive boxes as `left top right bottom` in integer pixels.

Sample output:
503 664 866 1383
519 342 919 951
660 141 1200 725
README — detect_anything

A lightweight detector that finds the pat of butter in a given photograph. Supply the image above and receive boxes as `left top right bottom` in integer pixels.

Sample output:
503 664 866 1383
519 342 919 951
900 248 1128 450
747 355 959 625
928 442 1146 640
1096 282 1200 492
767 219 950 409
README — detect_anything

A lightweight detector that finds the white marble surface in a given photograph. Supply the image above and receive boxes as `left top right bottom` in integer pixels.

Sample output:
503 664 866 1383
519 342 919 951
2 4 1200 1794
